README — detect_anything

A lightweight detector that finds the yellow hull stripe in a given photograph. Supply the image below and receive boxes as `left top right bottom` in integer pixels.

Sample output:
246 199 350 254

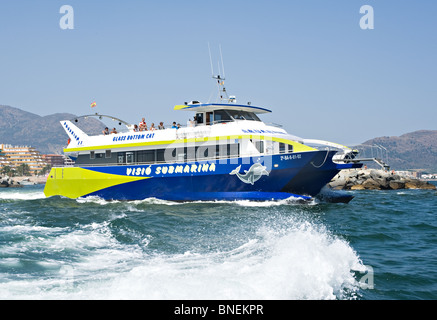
44 167 149 199
65 135 317 153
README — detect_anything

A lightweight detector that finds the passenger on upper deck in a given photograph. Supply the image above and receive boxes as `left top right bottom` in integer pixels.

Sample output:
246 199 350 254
188 116 196 127
110 128 117 134
149 123 156 131
133 124 139 132
158 122 165 130
102 127 109 135
171 122 177 129
139 118 147 131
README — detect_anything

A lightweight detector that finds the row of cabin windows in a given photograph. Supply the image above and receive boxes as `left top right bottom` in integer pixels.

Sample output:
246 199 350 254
88 141 293 164
90 150 111 159
115 144 240 164
195 110 261 125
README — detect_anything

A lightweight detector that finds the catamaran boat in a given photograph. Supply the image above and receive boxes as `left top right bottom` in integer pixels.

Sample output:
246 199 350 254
44 75 363 202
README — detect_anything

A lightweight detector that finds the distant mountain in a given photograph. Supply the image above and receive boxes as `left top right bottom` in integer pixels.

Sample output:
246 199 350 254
361 130 437 172
0 105 105 154
1 105 436 172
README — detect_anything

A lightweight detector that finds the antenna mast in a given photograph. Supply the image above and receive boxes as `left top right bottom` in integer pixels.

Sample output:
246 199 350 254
208 43 234 103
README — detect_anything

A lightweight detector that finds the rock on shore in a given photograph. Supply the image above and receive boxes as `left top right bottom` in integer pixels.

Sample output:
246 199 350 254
0 176 22 188
328 169 436 191
0 175 47 188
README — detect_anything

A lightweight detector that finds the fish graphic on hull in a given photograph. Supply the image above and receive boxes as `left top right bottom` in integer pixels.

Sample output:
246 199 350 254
230 163 269 185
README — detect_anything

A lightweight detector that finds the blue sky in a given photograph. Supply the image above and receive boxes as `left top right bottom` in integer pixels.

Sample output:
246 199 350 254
0 0 436 145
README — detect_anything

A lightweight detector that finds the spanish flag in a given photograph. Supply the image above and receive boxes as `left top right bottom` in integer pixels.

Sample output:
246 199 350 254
90 101 97 108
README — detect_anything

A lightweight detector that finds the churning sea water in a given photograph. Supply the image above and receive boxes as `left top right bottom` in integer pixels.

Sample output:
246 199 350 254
0 183 436 300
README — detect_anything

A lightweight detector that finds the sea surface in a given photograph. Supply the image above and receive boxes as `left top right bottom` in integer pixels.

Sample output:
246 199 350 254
0 183 436 300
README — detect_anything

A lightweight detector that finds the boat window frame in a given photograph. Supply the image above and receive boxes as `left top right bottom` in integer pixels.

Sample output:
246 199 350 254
137 149 155 163
255 140 264 154
117 152 125 164
279 142 286 154
195 113 204 124
213 109 233 124
230 111 261 122
176 147 187 162
126 152 135 164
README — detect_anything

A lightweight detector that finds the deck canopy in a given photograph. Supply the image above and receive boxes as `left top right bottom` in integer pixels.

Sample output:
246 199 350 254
174 103 272 114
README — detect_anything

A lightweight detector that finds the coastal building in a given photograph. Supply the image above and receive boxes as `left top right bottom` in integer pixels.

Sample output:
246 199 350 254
42 154 75 167
42 154 64 167
0 147 8 166
63 155 75 166
422 174 437 180
396 171 415 179
411 171 422 179
0 144 48 175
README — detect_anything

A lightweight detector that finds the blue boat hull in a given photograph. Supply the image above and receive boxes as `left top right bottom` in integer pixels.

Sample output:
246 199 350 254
74 151 361 201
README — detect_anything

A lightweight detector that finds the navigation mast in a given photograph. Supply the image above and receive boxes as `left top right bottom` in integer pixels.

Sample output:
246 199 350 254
208 44 236 104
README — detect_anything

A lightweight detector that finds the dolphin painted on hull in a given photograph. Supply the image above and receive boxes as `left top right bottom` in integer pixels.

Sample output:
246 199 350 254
230 163 269 185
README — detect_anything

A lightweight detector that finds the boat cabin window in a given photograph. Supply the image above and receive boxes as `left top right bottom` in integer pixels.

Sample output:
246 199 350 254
213 110 232 123
126 152 134 163
137 150 155 163
195 113 204 124
157 149 165 162
196 145 209 160
279 143 286 154
214 143 240 158
206 112 213 125
255 141 264 154
176 147 187 162
228 143 239 157
117 153 125 164
231 111 260 121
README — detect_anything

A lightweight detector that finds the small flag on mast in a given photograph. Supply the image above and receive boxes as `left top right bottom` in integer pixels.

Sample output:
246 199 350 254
90 101 97 108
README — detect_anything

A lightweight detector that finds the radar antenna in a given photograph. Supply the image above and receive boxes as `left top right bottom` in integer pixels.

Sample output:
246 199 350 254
208 43 235 103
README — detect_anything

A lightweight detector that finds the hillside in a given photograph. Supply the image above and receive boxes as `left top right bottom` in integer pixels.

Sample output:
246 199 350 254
361 130 437 172
1 105 436 172
0 105 105 154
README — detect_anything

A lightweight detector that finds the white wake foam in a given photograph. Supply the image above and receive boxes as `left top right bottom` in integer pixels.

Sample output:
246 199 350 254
0 190 45 200
91 221 363 300
0 215 364 300
75 196 314 208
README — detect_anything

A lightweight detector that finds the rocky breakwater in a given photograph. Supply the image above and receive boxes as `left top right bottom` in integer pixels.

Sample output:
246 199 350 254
0 176 22 188
329 169 436 191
